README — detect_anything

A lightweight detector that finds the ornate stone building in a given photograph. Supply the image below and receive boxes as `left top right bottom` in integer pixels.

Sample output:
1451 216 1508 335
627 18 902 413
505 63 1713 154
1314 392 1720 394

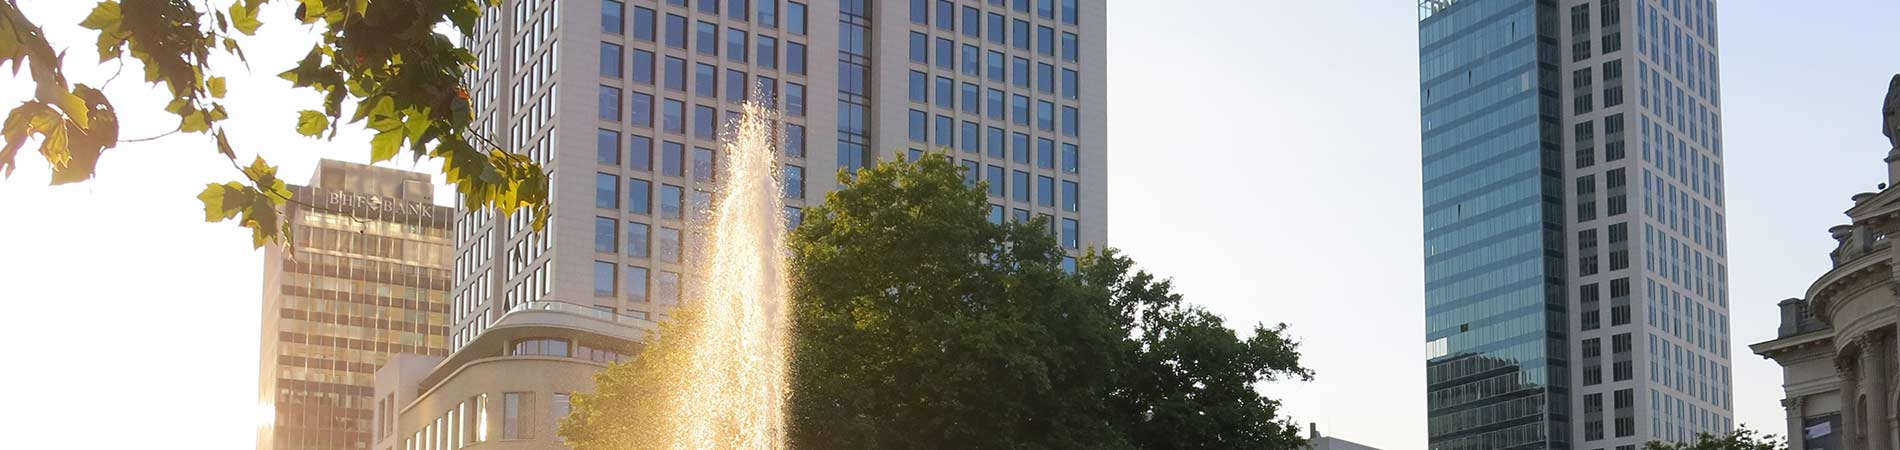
1750 75 1900 450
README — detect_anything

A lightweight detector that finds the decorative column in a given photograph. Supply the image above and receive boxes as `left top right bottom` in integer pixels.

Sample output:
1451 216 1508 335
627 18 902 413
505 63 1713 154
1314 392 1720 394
1844 353 1863 450
1865 332 1895 450
1785 397 1807 450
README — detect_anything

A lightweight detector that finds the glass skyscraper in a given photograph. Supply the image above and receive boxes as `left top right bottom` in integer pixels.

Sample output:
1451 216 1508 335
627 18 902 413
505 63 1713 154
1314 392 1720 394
1418 1 1732 450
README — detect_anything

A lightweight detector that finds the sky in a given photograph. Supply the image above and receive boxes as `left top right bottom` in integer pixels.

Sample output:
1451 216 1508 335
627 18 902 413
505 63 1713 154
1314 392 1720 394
0 1 1896 449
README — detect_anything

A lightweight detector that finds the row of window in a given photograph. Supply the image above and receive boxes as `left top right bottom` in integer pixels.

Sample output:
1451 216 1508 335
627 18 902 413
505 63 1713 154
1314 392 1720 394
910 62 1080 104
593 169 805 218
911 131 1079 174
597 129 806 177
910 25 1081 69
593 261 683 304
598 85 806 141
401 391 567 450
593 219 680 262
605 0 810 37
600 39 808 89
941 159 1080 213
911 0 1082 34
909 106 1079 149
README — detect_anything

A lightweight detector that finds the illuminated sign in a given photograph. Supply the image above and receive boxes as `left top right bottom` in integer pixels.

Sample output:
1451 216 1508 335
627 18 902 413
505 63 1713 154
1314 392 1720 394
324 190 437 219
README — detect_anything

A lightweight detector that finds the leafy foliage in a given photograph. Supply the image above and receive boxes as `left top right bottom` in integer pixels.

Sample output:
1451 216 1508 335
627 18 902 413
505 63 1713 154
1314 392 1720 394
1646 428 1789 450
0 0 548 247
562 155 1315 449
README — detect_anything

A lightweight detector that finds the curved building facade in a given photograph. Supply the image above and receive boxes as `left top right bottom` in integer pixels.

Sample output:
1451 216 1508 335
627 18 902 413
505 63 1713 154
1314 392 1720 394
1753 126 1900 450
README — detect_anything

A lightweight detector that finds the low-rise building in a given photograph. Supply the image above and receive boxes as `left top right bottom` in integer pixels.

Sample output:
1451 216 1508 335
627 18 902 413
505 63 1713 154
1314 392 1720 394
1751 78 1900 450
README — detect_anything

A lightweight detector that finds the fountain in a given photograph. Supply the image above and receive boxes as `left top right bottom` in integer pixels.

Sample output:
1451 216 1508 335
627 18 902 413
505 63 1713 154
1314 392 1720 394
649 100 792 449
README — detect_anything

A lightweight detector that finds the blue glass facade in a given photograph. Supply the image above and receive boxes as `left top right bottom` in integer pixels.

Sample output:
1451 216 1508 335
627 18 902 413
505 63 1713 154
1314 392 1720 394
1419 1 1569 449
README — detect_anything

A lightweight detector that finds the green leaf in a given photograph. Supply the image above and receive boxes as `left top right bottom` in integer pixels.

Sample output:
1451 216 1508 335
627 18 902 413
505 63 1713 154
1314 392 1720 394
196 182 248 221
78 2 121 31
229 1 262 35
295 110 328 137
370 129 403 162
207 76 226 98
215 129 235 159
180 110 210 133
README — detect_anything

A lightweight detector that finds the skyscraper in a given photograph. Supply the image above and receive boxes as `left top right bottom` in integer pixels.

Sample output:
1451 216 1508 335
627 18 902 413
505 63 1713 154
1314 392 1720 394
258 159 454 450
1417 1 1731 449
372 1 1108 448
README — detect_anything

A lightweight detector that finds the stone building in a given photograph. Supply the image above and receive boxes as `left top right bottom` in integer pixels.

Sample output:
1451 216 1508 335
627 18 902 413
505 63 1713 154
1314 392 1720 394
1750 76 1900 450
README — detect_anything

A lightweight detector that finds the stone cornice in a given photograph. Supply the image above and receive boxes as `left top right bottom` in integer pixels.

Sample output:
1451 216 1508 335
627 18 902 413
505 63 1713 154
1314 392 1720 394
1812 258 1896 324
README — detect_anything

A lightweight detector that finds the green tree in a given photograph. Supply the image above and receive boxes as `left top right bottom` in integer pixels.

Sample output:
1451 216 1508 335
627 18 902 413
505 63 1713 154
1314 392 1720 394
0 0 547 246
562 155 1314 449
1646 428 1788 450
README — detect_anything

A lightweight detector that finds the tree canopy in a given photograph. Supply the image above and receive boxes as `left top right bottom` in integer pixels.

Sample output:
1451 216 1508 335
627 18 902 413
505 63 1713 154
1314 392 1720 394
563 155 1314 449
1646 428 1789 450
0 0 547 246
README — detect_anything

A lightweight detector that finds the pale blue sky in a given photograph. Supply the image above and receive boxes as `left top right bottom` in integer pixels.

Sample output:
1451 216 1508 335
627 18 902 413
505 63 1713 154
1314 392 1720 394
0 1 1894 449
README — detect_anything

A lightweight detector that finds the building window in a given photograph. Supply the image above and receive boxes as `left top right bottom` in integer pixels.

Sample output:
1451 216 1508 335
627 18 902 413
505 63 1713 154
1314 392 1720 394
935 37 954 70
696 21 718 56
786 83 806 117
1012 170 1030 202
1036 101 1055 131
1011 132 1030 164
961 6 980 37
1062 180 1078 212
908 110 928 142
625 265 650 302
661 97 684 131
626 221 651 258
987 13 1005 44
627 50 655 85
661 184 685 219
934 76 954 108
593 261 616 296
630 91 653 127
661 141 685 177
787 42 807 75
787 2 806 34
784 164 805 199
1037 25 1055 56
1011 57 1030 88
909 32 928 64
727 0 748 21
960 122 980 153
693 147 716 183
1012 19 1030 50
986 89 1005 120
727 28 748 62
513 338 571 357
603 0 624 34
1062 143 1079 173
600 42 624 78
595 217 617 253
597 129 621 166
658 227 682 263
785 124 806 157
628 178 651 214
629 135 653 171
656 271 682 304
596 173 620 209
664 14 687 49
632 6 656 41
695 63 718 98
1037 175 1055 207
1061 218 1078 249
909 0 927 24
1062 106 1079 137
502 392 530 439
935 115 954 148
598 85 622 121
694 105 717 139
756 36 778 69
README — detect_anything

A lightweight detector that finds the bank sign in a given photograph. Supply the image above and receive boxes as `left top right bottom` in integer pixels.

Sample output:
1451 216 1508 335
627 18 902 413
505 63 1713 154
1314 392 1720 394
324 190 437 219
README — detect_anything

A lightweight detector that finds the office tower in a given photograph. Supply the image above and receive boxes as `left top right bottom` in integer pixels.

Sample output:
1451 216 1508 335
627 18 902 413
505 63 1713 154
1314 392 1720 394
372 1 1107 448
258 159 454 450
1417 1 1730 449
